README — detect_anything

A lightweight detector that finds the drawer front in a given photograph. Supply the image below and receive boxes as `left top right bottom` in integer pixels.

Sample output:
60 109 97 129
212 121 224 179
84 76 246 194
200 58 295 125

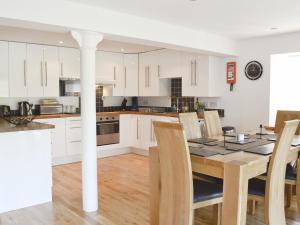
66 141 82 155
66 127 81 142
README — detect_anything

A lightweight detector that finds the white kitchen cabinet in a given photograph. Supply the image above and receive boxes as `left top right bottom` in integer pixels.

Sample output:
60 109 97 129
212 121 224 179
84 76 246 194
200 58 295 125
65 117 82 155
8 42 27 97
0 41 9 97
43 45 60 97
26 44 59 97
182 54 221 97
96 51 124 96
155 49 182 78
139 52 170 96
34 118 67 159
26 44 44 97
124 54 139 96
59 47 80 79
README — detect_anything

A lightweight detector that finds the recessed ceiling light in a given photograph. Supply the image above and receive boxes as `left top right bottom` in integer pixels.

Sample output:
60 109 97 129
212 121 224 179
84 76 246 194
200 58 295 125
190 0 197 2
270 27 278 30
120 48 125 52
59 41 64 44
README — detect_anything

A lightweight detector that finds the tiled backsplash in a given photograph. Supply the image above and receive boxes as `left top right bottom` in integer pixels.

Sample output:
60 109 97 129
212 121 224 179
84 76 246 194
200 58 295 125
171 78 195 112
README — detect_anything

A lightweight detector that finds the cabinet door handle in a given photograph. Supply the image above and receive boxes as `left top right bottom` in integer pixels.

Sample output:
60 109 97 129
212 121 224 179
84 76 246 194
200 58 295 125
60 63 63 77
145 67 147 88
157 65 160 77
191 61 194 86
41 61 44 86
148 66 150 87
114 66 116 80
124 67 127 88
23 60 27 86
45 61 48 87
194 60 197 86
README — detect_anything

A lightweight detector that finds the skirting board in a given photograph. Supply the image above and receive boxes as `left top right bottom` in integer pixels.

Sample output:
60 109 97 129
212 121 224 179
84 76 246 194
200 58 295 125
131 147 149 156
53 147 137 166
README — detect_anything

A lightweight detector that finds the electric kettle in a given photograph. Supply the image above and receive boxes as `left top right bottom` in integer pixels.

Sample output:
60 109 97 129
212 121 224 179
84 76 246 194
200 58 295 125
18 101 33 116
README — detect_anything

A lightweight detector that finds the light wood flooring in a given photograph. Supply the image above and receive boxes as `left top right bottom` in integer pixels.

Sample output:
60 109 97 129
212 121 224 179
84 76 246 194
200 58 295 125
1 153 300 225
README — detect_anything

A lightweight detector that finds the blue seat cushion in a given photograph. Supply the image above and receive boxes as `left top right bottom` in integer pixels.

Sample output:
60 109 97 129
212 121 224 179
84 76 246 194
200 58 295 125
193 179 223 203
260 164 297 180
248 178 266 197
193 172 223 185
286 164 297 180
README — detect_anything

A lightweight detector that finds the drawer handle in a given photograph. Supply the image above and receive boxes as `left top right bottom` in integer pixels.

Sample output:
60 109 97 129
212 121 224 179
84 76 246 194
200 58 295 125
70 140 81 143
70 126 81 129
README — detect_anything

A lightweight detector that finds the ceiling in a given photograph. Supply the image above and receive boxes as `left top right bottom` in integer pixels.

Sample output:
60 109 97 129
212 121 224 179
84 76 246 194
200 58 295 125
67 0 300 39
0 26 160 53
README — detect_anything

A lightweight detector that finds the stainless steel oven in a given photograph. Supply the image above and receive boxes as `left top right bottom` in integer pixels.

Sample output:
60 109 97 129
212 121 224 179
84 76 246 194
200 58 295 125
96 115 119 146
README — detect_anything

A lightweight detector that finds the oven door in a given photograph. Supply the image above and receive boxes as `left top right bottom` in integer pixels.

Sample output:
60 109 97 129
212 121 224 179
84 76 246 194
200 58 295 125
96 121 120 146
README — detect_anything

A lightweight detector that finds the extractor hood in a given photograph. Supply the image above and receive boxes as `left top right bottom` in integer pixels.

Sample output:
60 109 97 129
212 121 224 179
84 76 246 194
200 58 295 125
96 78 116 86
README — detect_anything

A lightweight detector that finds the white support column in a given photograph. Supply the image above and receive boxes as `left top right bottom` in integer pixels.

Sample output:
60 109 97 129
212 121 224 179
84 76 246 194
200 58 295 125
71 30 103 212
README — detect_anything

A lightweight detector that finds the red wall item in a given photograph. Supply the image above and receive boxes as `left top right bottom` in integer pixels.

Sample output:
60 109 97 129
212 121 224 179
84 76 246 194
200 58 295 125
226 62 236 84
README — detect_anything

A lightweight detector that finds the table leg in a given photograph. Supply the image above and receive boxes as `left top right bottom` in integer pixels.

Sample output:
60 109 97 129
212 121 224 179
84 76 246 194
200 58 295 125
222 161 248 225
150 147 160 225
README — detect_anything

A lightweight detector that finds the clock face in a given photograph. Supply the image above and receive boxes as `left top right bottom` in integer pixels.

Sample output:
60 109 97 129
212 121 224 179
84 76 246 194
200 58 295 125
245 61 263 80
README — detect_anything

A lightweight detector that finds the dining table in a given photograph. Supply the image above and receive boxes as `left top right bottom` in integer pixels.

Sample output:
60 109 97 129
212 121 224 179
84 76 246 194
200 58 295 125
149 134 300 225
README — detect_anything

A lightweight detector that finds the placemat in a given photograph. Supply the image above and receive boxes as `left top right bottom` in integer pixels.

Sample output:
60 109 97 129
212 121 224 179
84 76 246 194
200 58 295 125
189 146 219 157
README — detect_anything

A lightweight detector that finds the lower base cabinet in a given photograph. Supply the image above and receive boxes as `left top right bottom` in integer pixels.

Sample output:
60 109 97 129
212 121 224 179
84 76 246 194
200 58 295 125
36 114 178 165
120 114 178 151
34 117 81 165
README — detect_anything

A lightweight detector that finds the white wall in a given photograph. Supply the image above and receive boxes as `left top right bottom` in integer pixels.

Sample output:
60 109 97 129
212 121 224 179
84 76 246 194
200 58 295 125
219 31 300 131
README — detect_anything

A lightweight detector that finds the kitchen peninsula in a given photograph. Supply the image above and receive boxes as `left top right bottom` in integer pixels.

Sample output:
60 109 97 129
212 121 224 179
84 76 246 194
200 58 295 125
0 119 54 213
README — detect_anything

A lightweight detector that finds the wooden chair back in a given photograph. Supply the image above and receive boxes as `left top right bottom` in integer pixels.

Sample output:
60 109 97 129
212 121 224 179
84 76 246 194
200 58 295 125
204 110 223 137
265 119 300 225
153 121 193 225
274 110 300 135
179 112 201 139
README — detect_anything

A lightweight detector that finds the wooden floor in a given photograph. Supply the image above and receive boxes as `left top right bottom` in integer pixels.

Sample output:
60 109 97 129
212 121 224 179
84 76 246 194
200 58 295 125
1 153 300 225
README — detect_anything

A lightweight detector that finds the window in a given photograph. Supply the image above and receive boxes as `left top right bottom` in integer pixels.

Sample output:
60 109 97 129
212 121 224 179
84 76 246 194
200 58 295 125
270 52 300 125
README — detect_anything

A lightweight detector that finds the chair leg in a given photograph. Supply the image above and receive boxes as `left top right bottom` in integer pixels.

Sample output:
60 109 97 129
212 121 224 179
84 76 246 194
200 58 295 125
285 184 293 208
248 200 256 215
212 204 222 225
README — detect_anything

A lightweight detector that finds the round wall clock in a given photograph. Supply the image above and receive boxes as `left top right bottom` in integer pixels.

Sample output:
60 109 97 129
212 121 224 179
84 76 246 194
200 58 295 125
245 61 263 80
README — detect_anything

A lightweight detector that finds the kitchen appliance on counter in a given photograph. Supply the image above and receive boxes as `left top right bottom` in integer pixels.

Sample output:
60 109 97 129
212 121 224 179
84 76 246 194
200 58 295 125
0 105 11 117
35 99 63 115
96 115 119 146
18 101 33 116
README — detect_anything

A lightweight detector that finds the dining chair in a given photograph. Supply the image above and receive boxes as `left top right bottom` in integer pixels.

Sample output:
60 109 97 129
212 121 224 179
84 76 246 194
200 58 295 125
153 121 223 225
203 110 235 138
262 110 300 209
178 112 201 140
248 119 300 225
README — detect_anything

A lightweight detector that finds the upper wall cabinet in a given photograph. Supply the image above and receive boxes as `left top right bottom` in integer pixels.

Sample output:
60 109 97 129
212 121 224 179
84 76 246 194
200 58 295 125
59 47 80 79
139 51 170 97
9 42 28 97
27 44 59 97
182 53 222 97
9 43 59 98
124 54 139 96
155 49 182 78
0 41 9 97
96 51 124 96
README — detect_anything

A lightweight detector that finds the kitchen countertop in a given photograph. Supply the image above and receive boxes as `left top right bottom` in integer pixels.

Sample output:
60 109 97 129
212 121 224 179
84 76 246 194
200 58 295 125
32 111 206 119
0 118 54 133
